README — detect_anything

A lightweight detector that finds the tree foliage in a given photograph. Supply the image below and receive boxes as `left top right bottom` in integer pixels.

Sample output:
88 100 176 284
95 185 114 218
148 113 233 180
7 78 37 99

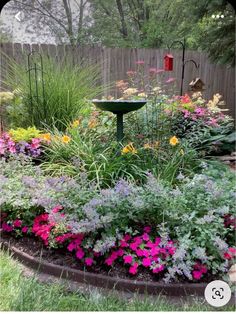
89 0 235 65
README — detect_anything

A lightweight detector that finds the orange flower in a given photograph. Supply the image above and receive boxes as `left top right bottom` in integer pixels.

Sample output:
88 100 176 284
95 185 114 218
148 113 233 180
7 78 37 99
181 94 191 104
88 119 97 129
61 135 71 144
169 136 179 146
40 133 51 142
116 80 129 90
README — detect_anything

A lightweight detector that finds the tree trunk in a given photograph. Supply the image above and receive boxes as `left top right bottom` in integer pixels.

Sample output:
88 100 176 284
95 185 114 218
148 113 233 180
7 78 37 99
116 0 128 38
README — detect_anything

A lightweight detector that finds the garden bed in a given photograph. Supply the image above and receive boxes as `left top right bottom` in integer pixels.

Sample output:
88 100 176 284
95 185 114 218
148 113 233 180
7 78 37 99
0 234 209 297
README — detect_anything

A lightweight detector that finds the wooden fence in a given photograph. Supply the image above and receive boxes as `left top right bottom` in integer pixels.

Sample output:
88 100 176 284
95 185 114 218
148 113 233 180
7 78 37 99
0 42 235 118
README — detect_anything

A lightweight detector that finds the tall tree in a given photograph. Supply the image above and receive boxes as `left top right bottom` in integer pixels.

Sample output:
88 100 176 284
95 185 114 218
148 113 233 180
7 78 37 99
6 0 91 45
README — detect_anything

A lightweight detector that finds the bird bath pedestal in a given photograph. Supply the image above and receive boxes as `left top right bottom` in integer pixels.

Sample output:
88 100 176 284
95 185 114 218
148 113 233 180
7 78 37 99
92 99 146 142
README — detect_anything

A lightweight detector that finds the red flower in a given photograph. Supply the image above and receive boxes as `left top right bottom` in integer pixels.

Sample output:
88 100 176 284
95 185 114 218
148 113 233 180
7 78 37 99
13 219 22 228
180 94 191 103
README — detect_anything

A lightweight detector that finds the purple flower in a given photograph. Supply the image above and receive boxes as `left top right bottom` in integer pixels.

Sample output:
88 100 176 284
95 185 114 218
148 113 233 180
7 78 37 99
114 179 132 196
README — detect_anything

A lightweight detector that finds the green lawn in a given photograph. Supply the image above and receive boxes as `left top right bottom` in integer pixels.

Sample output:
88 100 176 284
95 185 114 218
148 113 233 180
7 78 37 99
0 250 234 311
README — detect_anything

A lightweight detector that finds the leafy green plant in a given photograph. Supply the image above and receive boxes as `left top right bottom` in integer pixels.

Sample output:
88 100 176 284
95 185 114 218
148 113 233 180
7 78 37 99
2 53 104 130
8 127 41 142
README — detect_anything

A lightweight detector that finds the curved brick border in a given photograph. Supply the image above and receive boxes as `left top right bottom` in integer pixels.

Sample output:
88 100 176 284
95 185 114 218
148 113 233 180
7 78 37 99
1 241 207 296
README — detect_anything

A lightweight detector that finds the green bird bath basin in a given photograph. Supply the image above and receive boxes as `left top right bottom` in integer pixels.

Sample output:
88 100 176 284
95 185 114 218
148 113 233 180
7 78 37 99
92 99 147 142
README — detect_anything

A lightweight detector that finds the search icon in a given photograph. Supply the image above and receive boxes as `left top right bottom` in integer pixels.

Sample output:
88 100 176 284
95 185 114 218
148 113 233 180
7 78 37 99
215 290 221 297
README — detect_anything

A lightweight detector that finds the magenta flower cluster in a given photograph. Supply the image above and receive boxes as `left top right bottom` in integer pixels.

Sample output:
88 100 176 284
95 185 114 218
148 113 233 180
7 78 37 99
2 206 235 281
0 213 29 234
105 227 176 275
0 132 42 158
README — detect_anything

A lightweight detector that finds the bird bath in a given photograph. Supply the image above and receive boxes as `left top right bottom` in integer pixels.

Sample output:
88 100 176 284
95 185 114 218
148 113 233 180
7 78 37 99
92 99 146 142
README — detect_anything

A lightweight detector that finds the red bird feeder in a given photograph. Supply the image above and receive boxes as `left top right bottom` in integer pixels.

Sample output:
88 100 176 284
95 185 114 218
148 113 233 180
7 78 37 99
164 54 174 71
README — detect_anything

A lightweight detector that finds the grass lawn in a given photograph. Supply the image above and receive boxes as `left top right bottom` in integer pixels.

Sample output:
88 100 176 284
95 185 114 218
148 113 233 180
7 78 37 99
0 250 235 311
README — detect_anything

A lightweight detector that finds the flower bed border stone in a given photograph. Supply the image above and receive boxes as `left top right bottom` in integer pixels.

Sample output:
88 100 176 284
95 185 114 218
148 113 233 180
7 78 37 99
0 240 207 297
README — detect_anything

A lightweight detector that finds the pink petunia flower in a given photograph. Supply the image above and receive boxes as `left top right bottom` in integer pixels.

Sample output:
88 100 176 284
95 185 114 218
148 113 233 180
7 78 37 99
129 262 139 275
143 226 151 233
13 219 22 228
150 247 160 256
142 257 152 267
142 233 150 241
168 246 176 255
136 249 145 257
52 205 63 213
155 237 161 245
123 255 133 264
229 247 236 254
130 242 138 251
224 252 231 260
153 264 164 273
76 248 85 259
105 257 114 266
123 234 131 241
22 226 28 233
120 240 129 248
85 258 94 266
193 270 202 280
116 248 125 257
2 222 13 232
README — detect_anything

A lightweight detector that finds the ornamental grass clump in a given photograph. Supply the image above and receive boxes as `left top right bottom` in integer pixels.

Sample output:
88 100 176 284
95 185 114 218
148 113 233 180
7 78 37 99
1 53 104 131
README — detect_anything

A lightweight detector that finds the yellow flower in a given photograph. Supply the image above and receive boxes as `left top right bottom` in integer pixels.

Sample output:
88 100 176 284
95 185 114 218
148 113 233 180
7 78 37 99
61 135 71 144
40 133 51 142
169 136 179 146
88 119 97 129
144 143 152 149
123 88 138 96
71 119 81 128
153 141 160 148
138 92 147 98
122 143 137 155
0 91 14 105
